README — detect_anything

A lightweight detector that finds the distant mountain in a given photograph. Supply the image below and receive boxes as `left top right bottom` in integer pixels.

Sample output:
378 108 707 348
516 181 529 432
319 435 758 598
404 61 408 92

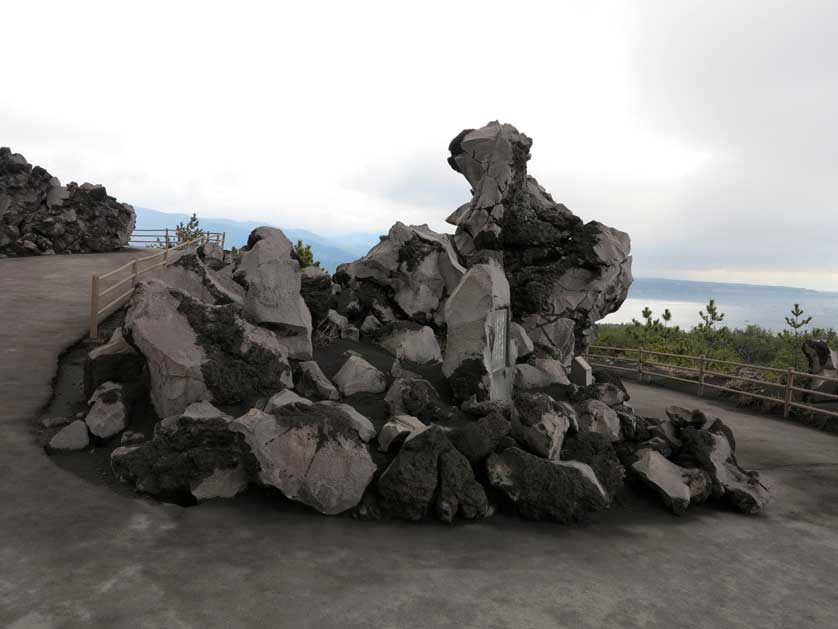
630 277 838 303
133 207 381 273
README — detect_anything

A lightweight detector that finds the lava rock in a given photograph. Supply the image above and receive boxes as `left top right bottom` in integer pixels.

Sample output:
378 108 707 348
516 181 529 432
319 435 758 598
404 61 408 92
232 403 377 515
631 448 710 515
47 420 90 451
384 377 445 424
333 354 387 396
84 328 146 398
295 361 340 401
0 147 135 257
485 447 609 523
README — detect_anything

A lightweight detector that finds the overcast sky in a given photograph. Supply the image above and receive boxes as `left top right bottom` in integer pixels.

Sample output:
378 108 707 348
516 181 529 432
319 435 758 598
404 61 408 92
3 1 837 289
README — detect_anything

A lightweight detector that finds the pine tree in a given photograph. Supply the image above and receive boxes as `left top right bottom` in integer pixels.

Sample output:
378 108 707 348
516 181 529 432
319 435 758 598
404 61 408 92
785 303 812 335
294 240 320 268
174 213 204 243
661 308 672 327
699 299 725 331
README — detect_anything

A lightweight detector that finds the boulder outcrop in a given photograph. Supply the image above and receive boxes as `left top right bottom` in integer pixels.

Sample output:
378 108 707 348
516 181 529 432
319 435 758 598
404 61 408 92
0 147 135 256
335 222 465 326
124 280 292 417
446 121 632 353
232 403 377 515
234 227 313 360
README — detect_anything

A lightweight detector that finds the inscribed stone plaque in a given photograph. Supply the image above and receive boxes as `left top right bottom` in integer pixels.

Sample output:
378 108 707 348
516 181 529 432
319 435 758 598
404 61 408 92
487 308 509 372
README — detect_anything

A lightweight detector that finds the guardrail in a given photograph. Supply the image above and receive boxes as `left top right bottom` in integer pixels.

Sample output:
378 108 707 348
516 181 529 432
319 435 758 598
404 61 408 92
89 234 219 338
585 345 838 420
128 229 225 249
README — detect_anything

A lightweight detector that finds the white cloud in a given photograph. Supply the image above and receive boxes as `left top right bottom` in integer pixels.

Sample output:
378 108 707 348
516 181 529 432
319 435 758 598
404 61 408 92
2 1 835 288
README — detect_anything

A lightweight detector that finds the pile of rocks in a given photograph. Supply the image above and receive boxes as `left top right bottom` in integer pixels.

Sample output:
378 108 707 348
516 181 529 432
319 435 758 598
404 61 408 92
42 122 770 523
0 147 136 256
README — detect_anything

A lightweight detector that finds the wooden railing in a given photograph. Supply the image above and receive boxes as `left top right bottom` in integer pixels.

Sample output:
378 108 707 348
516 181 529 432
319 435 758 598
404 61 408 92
128 229 225 249
89 234 220 338
585 345 838 420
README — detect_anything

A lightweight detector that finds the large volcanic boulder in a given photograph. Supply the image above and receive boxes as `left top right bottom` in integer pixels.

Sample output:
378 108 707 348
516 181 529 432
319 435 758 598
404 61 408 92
486 447 609 523
376 425 490 522
446 122 632 353
631 448 710 515
123 279 292 417
0 147 135 256
158 253 244 306
231 403 377 515
335 222 465 326
111 401 255 502
677 426 770 514
233 227 313 360
442 260 515 402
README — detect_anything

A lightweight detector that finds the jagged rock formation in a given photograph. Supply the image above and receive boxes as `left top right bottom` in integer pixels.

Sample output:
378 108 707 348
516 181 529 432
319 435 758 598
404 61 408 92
446 121 632 353
335 222 465 326
0 147 135 256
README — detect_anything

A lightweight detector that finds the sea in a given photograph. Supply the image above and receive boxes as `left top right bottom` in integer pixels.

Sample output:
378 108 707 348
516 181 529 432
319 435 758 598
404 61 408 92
600 277 838 332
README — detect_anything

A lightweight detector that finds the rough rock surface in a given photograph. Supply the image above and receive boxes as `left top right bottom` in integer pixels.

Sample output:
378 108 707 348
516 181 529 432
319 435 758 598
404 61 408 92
449 411 511 463
124 280 291 417
85 382 129 439
300 266 335 327
574 399 621 442
384 377 445 424
377 415 426 452
0 147 135 256
47 420 90 451
378 324 442 364
158 253 244 306
336 222 465 326
234 227 313 359
802 339 838 396
631 448 710 515
376 426 489 522
486 447 609 522
511 392 574 460
84 328 145 398
333 354 387 396
263 389 312 412
295 361 340 401
446 122 632 353
232 404 377 515
443 260 514 402
560 432 626 503
111 402 255 501
678 427 770 514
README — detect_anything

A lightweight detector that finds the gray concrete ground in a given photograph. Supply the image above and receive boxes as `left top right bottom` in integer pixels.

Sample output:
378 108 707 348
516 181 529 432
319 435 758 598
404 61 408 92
2 253 838 628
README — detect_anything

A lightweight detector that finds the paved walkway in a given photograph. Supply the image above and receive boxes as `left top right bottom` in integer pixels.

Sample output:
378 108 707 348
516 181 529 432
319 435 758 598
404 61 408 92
2 254 838 628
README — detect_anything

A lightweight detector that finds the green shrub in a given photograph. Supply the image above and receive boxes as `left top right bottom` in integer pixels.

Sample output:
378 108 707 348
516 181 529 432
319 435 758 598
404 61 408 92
294 240 320 268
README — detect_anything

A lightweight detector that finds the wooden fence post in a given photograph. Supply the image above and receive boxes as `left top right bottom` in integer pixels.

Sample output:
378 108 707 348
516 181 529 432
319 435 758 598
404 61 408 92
221 232 226 250
698 355 706 397
637 349 644 383
131 260 139 286
783 368 794 418
165 228 170 248
89 274 100 339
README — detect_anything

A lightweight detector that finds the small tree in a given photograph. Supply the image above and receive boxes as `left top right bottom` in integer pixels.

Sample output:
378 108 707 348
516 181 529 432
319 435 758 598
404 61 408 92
175 213 204 243
699 299 725 331
661 309 672 327
294 239 320 268
785 303 812 335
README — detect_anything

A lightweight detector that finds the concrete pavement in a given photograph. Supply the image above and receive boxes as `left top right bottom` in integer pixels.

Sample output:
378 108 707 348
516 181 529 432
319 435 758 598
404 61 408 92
2 253 838 628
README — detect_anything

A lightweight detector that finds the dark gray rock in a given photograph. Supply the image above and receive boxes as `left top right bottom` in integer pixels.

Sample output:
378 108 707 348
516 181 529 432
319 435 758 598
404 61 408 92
486 447 609 523
446 122 632 354
376 426 489 522
0 147 135 256
631 449 710 515
678 427 770 514
84 328 146 398
111 402 255 501
560 432 626 502
384 377 445 424
449 411 511 463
